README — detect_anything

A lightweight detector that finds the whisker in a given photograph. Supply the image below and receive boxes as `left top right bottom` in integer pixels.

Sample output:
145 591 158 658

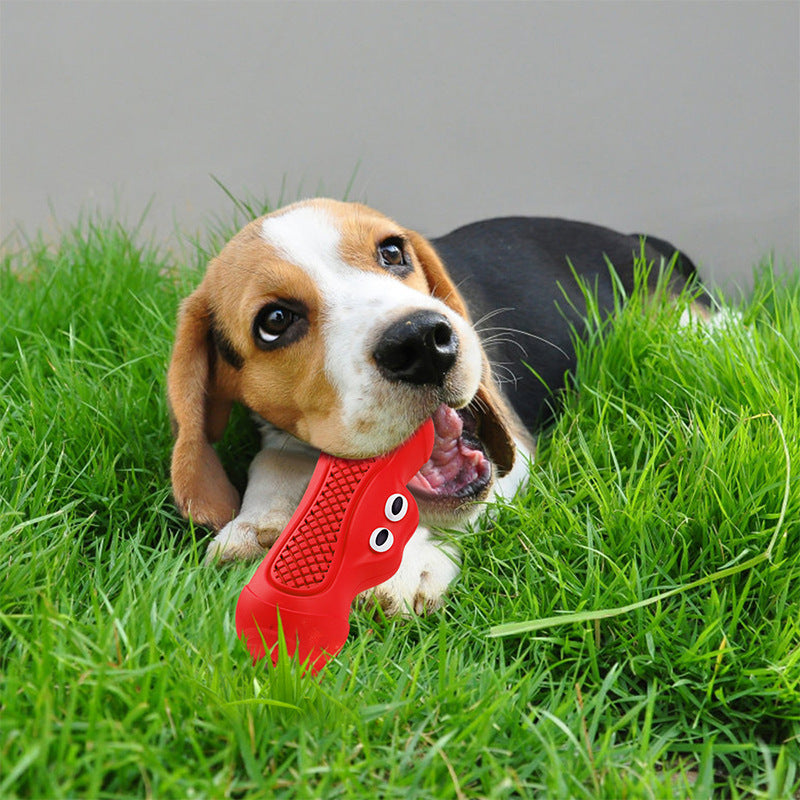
480 334 529 357
475 323 569 359
468 393 491 417
473 307 516 330
490 363 521 389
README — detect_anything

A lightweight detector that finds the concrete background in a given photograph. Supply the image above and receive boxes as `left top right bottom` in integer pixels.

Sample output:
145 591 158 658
1 1 798 291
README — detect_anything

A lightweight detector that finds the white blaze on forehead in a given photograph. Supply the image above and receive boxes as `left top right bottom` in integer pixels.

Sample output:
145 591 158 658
260 204 343 273
258 203 436 307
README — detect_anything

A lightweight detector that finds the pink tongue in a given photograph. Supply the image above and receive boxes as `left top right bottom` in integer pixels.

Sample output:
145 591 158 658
430 403 463 452
407 404 490 496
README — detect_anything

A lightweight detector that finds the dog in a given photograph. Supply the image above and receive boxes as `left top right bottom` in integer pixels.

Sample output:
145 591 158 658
167 198 706 613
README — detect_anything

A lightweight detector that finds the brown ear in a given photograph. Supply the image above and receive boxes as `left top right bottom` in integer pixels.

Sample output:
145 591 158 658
408 230 518 476
407 230 472 320
167 289 240 530
470 375 519 476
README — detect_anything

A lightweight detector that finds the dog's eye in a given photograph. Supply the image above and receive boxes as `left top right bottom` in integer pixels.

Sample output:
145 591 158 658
256 306 294 342
252 302 307 349
379 242 404 266
378 237 411 276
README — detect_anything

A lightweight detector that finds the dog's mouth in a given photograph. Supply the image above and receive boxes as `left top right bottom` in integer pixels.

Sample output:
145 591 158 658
407 403 492 503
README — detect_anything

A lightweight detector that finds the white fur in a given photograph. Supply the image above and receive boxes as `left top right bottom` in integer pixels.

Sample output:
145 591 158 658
679 305 745 334
368 526 461 615
260 205 342 278
492 436 534 502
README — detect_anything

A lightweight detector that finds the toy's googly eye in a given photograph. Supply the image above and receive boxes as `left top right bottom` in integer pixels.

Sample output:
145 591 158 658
369 527 394 552
385 493 408 522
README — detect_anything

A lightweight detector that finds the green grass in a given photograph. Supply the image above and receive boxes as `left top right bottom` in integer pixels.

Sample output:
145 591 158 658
1 209 799 799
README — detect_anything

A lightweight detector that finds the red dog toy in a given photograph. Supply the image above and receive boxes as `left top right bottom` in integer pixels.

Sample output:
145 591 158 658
235 419 435 674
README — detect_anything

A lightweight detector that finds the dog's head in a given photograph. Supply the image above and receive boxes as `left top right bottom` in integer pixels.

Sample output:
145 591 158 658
167 199 517 530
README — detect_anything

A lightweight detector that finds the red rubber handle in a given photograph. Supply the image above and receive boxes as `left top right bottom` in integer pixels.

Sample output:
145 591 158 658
235 419 435 674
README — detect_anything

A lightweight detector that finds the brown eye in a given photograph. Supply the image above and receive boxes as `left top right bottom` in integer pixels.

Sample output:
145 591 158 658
252 301 308 350
256 306 294 342
378 237 411 276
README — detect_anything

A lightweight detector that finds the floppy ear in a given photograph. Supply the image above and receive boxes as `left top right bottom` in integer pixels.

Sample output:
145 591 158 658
470 377 518 476
407 231 472 319
167 289 241 530
408 231 518 476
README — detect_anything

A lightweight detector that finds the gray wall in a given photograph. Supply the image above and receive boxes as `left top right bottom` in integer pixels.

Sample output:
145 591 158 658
2 1 798 291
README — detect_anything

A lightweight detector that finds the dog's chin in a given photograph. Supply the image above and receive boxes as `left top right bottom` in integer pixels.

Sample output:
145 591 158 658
408 403 493 524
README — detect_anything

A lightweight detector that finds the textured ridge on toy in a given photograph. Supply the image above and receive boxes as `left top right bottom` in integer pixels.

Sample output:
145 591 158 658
270 457 377 590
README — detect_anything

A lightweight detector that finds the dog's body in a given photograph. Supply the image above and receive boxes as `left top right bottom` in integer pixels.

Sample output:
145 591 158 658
431 216 704 433
168 199 705 613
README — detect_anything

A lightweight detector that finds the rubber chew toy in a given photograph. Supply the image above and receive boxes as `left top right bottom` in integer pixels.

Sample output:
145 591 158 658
236 419 435 675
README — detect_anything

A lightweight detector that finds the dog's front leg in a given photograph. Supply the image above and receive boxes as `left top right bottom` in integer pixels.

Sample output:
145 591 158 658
205 447 317 563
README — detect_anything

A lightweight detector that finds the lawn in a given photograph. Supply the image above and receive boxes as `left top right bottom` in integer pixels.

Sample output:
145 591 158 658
1 207 798 799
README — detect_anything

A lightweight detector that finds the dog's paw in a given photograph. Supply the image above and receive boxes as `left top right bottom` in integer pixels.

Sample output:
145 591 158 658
205 520 264 564
251 509 294 550
367 527 461 616
204 509 295 564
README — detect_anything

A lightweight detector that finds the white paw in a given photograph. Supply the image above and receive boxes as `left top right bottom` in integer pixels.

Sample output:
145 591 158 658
205 506 297 564
367 527 461 616
205 519 265 563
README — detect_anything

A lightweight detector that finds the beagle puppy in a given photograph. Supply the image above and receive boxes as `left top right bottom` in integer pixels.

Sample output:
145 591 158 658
167 199 704 613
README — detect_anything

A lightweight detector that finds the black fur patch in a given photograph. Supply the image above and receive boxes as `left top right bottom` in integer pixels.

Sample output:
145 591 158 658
208 313 245 370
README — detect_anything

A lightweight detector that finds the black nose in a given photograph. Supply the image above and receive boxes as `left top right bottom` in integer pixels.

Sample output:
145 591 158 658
373 311 458 386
